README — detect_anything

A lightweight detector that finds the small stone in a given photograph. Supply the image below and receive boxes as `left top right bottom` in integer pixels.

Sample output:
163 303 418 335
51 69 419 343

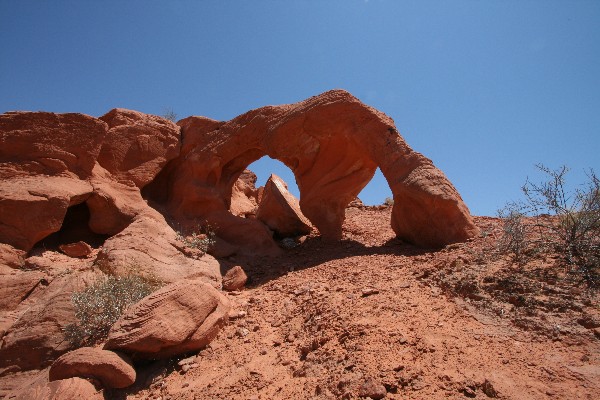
482 379 498 398
177 355 196 366
236 327 250 338
59 241 92 258
358 378 387 399
229 310 247 320
361 288 379 297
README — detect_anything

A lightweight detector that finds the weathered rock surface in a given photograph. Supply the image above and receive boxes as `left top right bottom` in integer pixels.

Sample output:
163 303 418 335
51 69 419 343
0 271 100 373
229 169 259 218
149 89 477 253
0 270 47 312
222 265 248 291
97 213 221 285
58 242 92 258
97 108 180 188
13 376 102 400
104 280 231 358
49 347 135 389
0 176 93 251
257 174 312 237
0 244 26 269
0 111 107 179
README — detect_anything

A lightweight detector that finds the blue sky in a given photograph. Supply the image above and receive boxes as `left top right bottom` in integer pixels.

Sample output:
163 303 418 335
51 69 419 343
1 1 598 216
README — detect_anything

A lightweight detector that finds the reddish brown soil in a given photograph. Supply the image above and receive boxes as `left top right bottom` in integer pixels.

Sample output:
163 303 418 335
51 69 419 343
112 207 599 400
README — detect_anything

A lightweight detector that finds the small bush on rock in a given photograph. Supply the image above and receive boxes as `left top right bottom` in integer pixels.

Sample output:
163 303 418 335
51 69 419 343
65 274 163 347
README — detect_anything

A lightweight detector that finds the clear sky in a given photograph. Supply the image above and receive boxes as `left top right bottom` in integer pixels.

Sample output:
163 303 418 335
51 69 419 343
1 1 599 216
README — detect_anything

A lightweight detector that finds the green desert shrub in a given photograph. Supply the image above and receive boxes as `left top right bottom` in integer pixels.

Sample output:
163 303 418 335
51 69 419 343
64 274 163 347
176 222 216 255
498 164 600 285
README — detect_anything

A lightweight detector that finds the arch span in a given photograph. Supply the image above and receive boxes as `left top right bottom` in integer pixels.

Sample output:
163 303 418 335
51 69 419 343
161 90 478 254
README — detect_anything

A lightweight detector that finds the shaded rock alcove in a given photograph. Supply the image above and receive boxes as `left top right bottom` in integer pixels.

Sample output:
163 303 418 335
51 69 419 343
33 202 109 254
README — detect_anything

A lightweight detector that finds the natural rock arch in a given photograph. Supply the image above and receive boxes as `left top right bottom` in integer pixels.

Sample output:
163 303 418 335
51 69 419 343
150 90 478 254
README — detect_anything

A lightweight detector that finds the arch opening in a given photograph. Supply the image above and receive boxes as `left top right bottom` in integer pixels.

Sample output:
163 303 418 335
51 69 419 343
357 168 394 206
229 156 311 240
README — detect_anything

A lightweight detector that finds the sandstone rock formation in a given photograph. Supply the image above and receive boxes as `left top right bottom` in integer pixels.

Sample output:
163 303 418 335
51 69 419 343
1 90 477 258
49 347 136 389
104 280 231 358
13 377 102 400
229 169 259 218
96 213 221 286
146 89 477 253
0 271 100 373
0 109 180 252
97 108 180 189
256 174 312 238
0 244 26 269
0 270 47 312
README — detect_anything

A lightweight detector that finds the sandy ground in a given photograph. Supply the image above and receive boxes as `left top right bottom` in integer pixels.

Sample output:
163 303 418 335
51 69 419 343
110 207 599 400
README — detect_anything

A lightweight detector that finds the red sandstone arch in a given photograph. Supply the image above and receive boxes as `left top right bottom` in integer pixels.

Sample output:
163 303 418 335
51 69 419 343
157 90 478 254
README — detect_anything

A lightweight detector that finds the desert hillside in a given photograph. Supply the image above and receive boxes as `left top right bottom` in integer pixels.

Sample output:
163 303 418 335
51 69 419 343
0 92 598 399
113 207 598 400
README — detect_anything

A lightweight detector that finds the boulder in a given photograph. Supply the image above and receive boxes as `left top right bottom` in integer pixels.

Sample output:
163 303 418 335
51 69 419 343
229 169 259 217
222 265 248 291
256 174 312 237
154 90 477 253
86 164 148 236
97 108 180 188
347 197 365 208
104 280 231 359
58 242 92 258
49 347 135 389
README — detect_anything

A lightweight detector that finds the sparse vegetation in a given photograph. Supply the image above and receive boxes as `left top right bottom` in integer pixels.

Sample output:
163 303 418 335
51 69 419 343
64 274 163 347
498 164 600 286
162 108 178 122
384 197 394 206
176 222 216 256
